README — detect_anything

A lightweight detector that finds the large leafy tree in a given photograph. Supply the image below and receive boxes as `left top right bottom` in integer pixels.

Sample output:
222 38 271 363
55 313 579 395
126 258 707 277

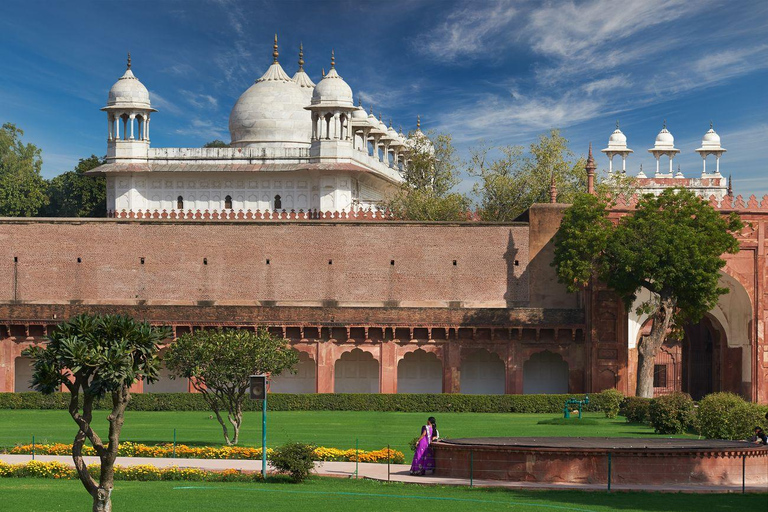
0 122 48 216
385 131 472 221
42 155 106 217
553 189 742 397
469 129 587 222
23 314 169 512
163 328 298 445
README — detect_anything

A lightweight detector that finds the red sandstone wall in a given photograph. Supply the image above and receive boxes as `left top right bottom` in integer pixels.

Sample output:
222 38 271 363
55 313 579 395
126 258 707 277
0 220 530 307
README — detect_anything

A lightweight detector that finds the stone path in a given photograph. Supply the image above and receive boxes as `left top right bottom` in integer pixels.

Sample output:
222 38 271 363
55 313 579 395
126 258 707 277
1 454 765 493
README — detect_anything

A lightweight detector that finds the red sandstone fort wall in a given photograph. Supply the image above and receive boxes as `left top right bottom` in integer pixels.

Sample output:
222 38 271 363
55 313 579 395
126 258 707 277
0 220 531 308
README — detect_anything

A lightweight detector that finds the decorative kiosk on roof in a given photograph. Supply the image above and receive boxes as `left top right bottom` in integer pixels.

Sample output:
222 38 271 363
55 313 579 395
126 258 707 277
92 37 428 217
647 121 680 177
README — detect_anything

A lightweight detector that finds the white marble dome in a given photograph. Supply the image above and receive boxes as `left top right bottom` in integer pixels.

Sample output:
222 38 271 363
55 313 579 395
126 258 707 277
229 62 312 148
311 66 353 107
654 125 675 148
351 103 368 122
107 68 151 109
608 127 627 146
702 127 721 147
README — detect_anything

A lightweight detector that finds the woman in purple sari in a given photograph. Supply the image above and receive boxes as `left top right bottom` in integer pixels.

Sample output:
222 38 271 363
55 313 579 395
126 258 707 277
410 416 437 475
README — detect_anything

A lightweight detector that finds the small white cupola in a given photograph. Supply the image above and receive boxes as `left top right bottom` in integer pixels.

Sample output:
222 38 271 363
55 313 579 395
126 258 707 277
102 53 156 162
647 120 680 176
601 120 633 173
305 50 356 158
695 122 726 175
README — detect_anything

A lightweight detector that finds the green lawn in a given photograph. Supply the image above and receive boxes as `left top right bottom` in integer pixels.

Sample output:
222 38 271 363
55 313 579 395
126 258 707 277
0 478 764 512
0 410 693 452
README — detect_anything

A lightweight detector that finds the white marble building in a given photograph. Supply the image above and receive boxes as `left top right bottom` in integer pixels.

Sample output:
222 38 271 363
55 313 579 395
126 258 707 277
601 122 730 201
92 39 422 215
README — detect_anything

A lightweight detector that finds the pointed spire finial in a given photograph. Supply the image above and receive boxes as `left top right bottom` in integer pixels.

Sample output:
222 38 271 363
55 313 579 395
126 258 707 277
369 104 373 115
663 119 667 130
330 49 335 69
322 67 325 77
728 174 733 197
358 97 362 107
389 118 393 128
616 119 620 129
127 52 131 70
710 120 714 130
416 115 421 129
586 142 596 196
273 34 279 63
640 163 643 172
298 42 304 70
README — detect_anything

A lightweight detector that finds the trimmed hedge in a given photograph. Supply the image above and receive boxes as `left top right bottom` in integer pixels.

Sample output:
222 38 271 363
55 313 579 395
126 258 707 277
0 391 614 414
620 396 652 423
696 392 768 440
648 392 695 434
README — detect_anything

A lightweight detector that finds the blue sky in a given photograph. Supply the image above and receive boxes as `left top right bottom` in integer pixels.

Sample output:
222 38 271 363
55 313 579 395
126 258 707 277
1 0 767 196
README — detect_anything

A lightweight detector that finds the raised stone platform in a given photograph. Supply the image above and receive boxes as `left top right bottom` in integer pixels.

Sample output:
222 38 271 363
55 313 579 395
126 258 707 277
433 437 768 487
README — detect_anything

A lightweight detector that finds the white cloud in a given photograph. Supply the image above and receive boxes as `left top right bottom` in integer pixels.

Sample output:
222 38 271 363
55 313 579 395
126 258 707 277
182 90 219 110
149 91 184 116
174 117 229 141
416 1 518 62
582 75 630 95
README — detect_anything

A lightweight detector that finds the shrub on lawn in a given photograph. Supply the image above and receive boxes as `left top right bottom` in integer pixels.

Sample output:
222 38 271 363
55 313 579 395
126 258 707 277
269 442 316 482
696 392 768 440
648 392 695 434
0 391 621 414
599 389 624 418
620 397 652 423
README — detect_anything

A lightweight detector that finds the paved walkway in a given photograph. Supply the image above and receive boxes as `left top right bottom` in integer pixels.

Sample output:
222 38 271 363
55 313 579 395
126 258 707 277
1 454 764 493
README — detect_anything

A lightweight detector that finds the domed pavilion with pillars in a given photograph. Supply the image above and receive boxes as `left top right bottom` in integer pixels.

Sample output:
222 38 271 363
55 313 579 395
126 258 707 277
90 37 421 216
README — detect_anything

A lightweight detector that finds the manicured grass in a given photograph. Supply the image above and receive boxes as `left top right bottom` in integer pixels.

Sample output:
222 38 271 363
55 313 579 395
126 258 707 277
0 478 764 512
0 410 692 452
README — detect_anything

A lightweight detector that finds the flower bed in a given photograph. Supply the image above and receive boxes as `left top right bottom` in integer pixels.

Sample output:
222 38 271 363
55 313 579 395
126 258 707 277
6 442 405 464
0 460 263 482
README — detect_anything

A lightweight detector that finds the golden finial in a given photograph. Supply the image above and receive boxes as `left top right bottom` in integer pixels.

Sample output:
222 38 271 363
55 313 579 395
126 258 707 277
298 42 304 70
273 34 279 63
416 115 421 129
127 52 131 70
330 49 335 69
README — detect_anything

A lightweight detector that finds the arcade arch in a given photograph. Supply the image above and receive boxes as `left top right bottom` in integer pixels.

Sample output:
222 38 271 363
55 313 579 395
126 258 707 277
460 349 505 395
397 349 442 393
523 351 569 394
334 349 379 393
270 351 316 394
14 356 35 392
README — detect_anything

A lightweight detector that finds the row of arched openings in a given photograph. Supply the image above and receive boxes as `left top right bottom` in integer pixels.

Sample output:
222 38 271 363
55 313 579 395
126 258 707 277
12 350 570 394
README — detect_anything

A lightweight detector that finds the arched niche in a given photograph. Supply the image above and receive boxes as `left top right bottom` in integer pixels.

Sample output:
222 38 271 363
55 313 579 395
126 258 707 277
523 350 569 394
460 349 505 395
334 348 379 394
14 356 35 392
270 351 316 394
144 360 189 393
397 349 442 393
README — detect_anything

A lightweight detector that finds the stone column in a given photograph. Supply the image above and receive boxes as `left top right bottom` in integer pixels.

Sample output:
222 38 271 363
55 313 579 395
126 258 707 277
333 114 340 140
380 340 397 394
129 113 136 140
443 338 461 393
316 342 334 393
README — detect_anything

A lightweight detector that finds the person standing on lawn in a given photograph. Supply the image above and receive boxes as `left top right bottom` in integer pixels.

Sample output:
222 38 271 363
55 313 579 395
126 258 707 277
410 416 437 475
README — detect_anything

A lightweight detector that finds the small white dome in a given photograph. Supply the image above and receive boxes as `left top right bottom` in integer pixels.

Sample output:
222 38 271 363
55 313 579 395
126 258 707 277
655 126 674 146
229 61 311 147
311 56 353 108
702 127 721 146
351 104 368 121
106 58 151 109
609 128 627 145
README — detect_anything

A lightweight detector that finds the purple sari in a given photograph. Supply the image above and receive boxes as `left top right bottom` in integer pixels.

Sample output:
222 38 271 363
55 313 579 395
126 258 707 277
410 424 435 474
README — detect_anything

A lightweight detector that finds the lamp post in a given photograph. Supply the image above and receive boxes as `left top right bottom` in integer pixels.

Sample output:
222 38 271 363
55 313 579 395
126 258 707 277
250 374 268 479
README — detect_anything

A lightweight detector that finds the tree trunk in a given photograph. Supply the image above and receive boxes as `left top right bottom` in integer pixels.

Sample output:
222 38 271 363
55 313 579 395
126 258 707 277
92 487 112 512
636 294 676 398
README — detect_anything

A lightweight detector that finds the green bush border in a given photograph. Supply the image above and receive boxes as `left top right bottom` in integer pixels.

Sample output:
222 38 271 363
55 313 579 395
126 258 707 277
0 391 613 414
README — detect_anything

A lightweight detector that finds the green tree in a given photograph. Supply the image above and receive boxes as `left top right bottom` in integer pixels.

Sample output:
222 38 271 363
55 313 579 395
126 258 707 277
469 129 587 221
553 189 742 397
42 155 106 217
23 314 169 512
385 131 471 221
203 139 229 148
0 123 48 216
163 328 298 445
